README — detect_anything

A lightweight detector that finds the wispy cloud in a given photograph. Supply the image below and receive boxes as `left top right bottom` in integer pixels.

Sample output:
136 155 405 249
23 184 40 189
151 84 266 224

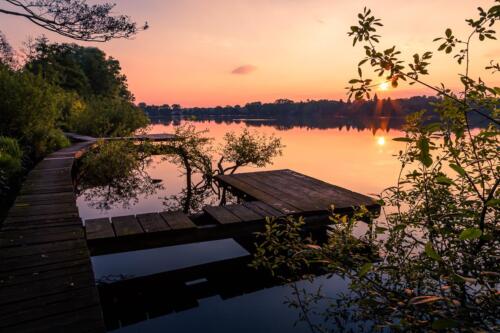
231 65 257 75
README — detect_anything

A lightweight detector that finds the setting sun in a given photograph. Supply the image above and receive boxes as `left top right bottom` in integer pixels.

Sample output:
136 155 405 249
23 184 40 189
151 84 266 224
378 82 390 91
377 136 386 146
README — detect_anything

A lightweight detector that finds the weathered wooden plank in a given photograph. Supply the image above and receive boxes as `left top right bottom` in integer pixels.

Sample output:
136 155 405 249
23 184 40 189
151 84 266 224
203 206 241 224
0 286 98 317
224 204 263 222
1 305 105 333
111 215 144 237
2 219 82 232
136 213 170 233
0 239 87 260
1 259 91 288
15 192 75 205
243 201 284 218
0 287 101 328
20 185 74 195
0 247 89 273
85 218 115 240
0 227 84 248
237 172 323 212
159 211 196 230
279 170 376 208
258 171 332 210
8 204 78 218
216 174 299 214
0 270 96 306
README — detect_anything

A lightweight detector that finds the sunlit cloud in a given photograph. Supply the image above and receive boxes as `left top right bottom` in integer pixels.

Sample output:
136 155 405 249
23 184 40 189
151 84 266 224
231 65 257 75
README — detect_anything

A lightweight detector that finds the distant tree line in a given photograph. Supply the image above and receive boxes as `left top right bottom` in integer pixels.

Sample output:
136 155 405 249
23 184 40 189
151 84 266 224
140 95 491 131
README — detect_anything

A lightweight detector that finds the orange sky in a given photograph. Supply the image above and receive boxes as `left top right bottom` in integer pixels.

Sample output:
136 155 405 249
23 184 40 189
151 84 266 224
1 0 499 106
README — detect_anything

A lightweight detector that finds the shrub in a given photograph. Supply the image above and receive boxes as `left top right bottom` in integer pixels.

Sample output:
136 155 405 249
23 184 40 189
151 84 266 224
68 96 149 137
0 65 69 160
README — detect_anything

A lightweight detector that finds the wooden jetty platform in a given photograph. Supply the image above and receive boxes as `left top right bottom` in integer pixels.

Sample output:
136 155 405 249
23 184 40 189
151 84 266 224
85 170 378 256
1 131 378 332
64 132 177 142
216 169 378 214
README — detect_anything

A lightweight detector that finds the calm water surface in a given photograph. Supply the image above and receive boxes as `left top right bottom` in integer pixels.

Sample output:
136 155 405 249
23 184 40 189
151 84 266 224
78 121 403 219
78 120 404 333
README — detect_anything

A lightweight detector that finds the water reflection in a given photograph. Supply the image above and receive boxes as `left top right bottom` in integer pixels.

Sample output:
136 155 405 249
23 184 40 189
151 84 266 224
93 229 357 333
75 141 163 211
76 121 405 220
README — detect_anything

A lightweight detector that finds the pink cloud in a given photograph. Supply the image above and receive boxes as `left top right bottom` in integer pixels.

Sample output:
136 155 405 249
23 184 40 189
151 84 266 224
231 65 257 75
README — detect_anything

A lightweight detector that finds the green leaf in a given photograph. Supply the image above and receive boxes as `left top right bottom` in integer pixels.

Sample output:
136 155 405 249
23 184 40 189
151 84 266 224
432 319 459 330
393 137 413 142
393 224 406 232
459 228 482 241
425 242 442 261
417 137 432 167
435 175 454 186
445 28 452 37
358 263 373 277
449 164 466 176
486 198 500 207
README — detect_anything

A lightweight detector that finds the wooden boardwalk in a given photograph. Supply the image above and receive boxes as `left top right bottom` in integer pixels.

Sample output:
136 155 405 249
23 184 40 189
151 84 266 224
64 132 177 142
0 142 106 333
216 169 378 214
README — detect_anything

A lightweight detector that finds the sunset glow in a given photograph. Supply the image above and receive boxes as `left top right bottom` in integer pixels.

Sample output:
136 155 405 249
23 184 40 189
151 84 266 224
1 0 498 106
379 82 390 91
377 136 386 146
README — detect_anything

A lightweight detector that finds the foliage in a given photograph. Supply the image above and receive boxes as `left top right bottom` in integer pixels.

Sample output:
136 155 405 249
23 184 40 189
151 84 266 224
0 136 23 218
21 39 149 137
153 125 283 213
0 136 22 175
69 96 149 137
0 31 16 68
0 0 147 42
0 64 69 160
26 38 134 101
218 128 284 175
253 2 499 332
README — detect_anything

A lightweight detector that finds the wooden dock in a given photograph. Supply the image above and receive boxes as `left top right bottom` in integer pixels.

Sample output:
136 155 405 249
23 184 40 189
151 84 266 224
0 142 106 333
216 169 378 214
64 132 177 142
84 171 378 256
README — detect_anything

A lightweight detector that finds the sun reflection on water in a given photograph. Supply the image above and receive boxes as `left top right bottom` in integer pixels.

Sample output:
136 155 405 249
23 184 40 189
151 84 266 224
377 136 386 146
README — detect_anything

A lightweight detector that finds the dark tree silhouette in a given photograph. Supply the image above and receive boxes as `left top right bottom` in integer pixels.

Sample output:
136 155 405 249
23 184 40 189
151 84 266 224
0 0 147 42
0 31 15 66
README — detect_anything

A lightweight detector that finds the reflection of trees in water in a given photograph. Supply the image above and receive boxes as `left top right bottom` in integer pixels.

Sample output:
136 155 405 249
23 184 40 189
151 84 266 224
156 125 284 214
76 140 163 211
76 127 283 214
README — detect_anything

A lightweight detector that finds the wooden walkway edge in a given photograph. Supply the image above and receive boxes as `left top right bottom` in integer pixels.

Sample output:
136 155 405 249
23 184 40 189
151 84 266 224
0 141 106 333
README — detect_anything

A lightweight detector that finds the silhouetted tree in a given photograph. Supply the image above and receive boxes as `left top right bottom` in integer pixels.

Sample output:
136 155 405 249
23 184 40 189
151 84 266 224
0 0 147 42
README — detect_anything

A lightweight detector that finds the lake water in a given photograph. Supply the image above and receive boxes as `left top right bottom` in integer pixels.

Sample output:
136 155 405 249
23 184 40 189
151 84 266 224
77 118 405 332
